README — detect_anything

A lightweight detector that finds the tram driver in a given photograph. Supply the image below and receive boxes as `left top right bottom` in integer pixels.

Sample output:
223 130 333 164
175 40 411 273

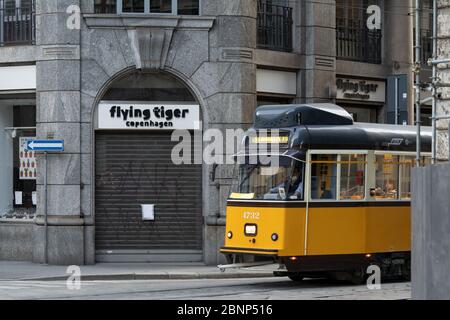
288 167 304 200
267 164 304 200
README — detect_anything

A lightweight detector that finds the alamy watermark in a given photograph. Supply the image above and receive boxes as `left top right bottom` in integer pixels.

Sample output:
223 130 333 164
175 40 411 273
66 5 81 30
171 126 282 167
366 265 381 290
66 265 81 290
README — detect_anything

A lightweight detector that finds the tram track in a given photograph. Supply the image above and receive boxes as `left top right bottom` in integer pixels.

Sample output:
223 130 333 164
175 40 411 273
0 278 411 300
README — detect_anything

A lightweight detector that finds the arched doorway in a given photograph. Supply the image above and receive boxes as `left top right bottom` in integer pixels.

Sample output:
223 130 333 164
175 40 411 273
94 71 203 262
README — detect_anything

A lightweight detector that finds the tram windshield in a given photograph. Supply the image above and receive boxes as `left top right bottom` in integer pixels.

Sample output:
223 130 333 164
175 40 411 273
230 158 305 201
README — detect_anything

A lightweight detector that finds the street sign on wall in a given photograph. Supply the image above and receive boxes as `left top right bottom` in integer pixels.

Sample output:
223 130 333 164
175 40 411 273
26 140 65 152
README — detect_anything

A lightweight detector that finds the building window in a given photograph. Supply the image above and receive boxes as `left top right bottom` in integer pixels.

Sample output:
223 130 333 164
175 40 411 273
336 0 382 64
94 0 117 13
257 0 293 52
418 0 433 66
123 0 145 13
94 0 200 15
0 0 36 46
177 0 199 15
421 106 432 126
257 96 294 107
102 71 195 101
0 104 36 220
150 0 172 13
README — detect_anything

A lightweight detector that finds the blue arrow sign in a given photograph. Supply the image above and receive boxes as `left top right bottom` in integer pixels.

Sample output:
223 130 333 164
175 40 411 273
26 140 64 152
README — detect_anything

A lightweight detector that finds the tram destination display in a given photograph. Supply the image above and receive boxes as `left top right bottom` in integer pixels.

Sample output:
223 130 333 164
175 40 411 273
98 102 200 130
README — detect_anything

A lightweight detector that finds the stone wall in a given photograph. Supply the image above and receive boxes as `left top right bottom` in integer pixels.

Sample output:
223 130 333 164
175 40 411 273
30 0 257 265
33 0 84 265
0 222 34 261
437 1 450 160
297 0 336 103
412 164 450 299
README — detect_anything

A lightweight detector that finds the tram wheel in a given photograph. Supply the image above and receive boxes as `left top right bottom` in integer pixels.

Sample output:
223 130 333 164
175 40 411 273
350 269 367 285
225 254 234 264
287 274 305 282
400 262 411 281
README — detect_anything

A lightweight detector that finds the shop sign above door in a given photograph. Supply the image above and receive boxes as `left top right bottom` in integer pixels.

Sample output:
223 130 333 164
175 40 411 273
336 78 386 103
98 102 201 130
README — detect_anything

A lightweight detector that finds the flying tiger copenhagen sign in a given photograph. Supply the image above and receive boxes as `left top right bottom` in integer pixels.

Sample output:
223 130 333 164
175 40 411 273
97 102 201 130
336 78 386 103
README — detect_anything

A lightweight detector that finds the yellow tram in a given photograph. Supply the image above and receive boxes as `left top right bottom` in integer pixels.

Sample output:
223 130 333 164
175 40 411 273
220 104 431 283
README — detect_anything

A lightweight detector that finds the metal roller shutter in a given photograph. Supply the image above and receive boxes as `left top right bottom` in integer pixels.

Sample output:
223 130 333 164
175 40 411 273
95 132 203 262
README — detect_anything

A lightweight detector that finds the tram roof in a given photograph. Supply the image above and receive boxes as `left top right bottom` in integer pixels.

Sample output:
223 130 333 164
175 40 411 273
250 104 432 153
290 122 432 152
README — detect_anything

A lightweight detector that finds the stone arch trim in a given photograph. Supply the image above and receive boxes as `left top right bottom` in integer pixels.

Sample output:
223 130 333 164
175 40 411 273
89 66 209 125
163 66 211 127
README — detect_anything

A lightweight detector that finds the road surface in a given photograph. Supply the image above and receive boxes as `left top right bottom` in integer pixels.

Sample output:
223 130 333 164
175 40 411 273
0 277 410 300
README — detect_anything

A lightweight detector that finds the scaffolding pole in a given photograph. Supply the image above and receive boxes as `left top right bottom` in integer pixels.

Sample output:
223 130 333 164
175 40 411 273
432 0 438 164
415 0 422 167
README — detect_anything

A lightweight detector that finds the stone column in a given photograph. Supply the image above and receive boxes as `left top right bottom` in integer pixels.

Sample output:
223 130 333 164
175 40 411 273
412 164 450 299
199 0 257 264
436 1 450 161
298 0 336 103
33 0 84 265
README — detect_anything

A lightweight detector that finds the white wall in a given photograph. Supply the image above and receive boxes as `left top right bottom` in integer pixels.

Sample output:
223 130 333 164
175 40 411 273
256 69 297 96
0 103 13 213
0 65 36 91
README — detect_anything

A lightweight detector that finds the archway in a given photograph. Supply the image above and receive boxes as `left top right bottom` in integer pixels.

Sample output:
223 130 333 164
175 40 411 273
94 70 203 262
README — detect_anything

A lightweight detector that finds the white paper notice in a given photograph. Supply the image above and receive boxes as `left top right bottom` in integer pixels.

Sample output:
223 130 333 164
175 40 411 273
141 204 155 221
15 192 23 205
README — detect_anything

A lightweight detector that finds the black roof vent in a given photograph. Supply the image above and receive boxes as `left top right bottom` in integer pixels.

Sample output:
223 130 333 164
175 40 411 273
254 104 354 128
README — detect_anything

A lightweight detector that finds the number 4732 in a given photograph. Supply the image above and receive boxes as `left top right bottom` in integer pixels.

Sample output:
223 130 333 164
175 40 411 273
243 212 260 220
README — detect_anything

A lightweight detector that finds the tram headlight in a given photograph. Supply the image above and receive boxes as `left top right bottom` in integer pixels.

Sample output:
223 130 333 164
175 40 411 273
227 231 233 239
271 233 279 242
244 224 257 236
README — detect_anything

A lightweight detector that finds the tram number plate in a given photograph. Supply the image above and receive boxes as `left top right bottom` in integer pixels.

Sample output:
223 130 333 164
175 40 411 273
243 212 260 220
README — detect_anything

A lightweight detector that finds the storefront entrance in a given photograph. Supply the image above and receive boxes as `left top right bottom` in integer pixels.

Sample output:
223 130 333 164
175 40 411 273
340 103 379 123
336 77 386 124
95 132 203 262
94 71 203 262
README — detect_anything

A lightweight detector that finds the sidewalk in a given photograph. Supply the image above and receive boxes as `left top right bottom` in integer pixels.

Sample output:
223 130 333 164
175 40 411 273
0 261 278 281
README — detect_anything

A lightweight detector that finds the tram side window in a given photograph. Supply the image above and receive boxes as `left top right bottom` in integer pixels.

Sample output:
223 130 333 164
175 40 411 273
399 156 414 200
340 154 366 200
422 156 432 166
311 155 337 200
375 154 399 200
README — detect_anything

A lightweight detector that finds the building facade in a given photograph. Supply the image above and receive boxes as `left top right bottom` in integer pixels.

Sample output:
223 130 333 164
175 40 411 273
0 0 432 265
436 1 450 161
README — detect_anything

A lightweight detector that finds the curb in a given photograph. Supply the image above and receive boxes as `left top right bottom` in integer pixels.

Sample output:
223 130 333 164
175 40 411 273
21 272 276 282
